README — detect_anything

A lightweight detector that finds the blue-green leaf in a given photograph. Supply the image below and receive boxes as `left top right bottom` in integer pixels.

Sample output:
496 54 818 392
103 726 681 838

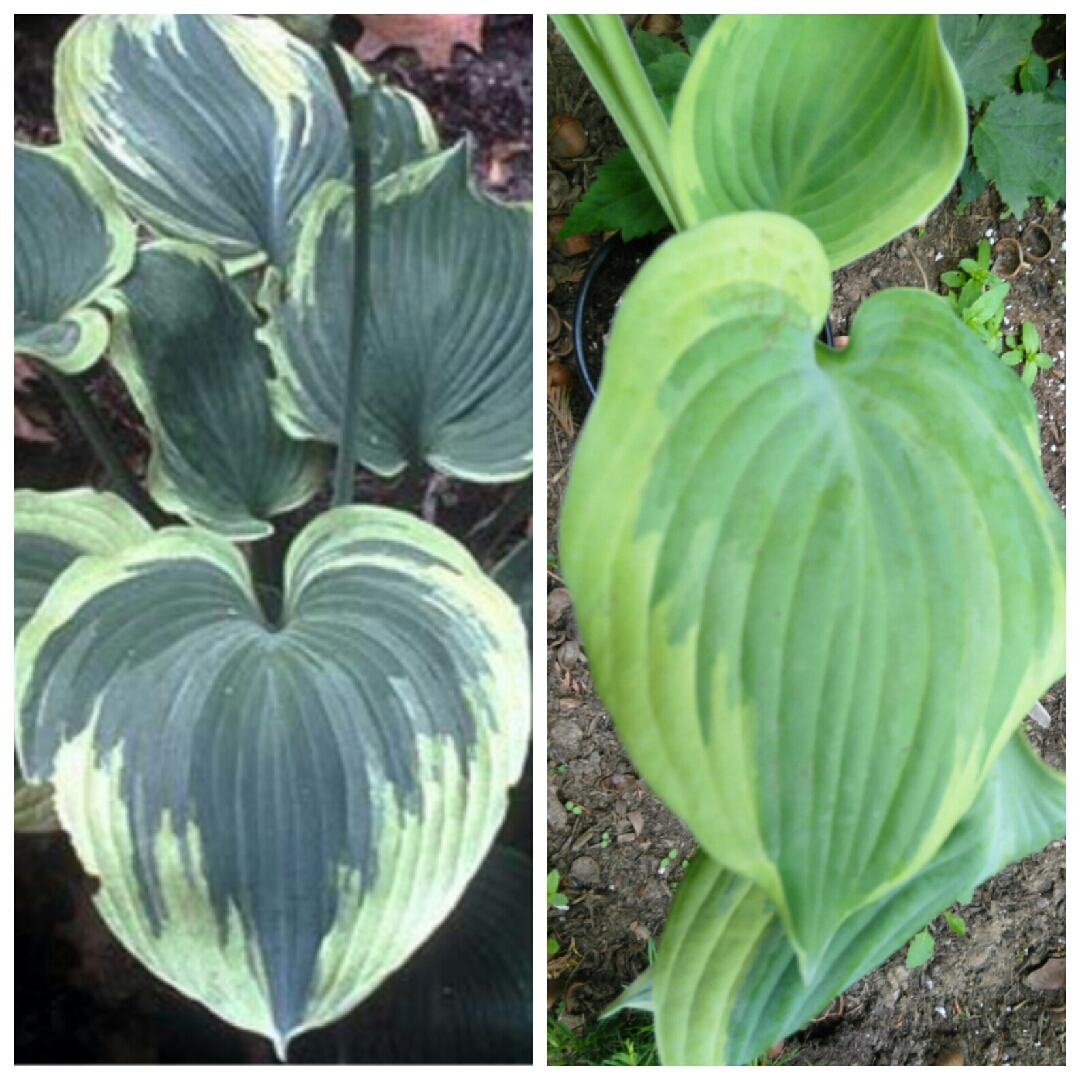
263 143 533 482
15 507 531 1055
14 144 136 373
56 14 439 266
102 243 328 540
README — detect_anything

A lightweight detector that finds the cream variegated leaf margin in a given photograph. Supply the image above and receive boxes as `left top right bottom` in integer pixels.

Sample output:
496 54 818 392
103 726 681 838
14 143 136 373
14 489 153 833
56 14 439 267
101 242 328 540
262 142 533 482
651 730 1064 1065
672 15 968 268
15 507 531 1056
560 213 1064 977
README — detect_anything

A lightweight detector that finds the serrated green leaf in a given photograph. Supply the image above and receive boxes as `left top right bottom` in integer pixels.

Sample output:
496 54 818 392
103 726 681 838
939 14 1041 107
15 506 531 1055
680 15 718 55
1045 78 1065 103
560 148 671 241
671 16 968 268
971 93 1065 218
632 26 686 66
957 154 988 208
905 929 935 968
561 212 1064 978
1020 53 1049 94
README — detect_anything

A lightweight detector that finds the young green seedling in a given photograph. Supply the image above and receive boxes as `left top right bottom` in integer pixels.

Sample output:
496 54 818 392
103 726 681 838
940 238 1011 353
1002 319 1055 387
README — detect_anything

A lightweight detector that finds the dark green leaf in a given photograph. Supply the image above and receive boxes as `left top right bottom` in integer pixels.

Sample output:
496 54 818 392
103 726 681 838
972 93 1065 217
560 148 671 241
681 15 718 55
632 26 685 66
939 14 1041 107
957 154 988 208
1045 78 1065 103
1019 53 1049 94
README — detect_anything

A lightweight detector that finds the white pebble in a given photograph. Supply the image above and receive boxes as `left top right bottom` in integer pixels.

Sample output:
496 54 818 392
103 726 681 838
935 1006 948 1019
935 252 944 261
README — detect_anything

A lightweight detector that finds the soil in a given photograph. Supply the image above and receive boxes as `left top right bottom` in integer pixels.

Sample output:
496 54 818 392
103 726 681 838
14 14 533 1065
546 19 1065 1067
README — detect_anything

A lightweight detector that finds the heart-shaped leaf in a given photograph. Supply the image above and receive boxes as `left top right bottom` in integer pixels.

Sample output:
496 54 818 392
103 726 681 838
56 14 439 266
671 16 968 268
102 243 328 539
560 213 1064 975
16 506 531 1055
649 730 1064 1064
14 144 136 372
262 142 533 481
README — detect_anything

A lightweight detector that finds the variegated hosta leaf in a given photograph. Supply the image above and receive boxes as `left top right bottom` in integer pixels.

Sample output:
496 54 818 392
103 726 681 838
263 143 532 481
14 143 136 372
14 489 153 832
56 14 439 266
15 507 531 1055
671 15 968 268
560 213 1065 976
651 730 1064 1065
102 243 328 540
14 487 153 638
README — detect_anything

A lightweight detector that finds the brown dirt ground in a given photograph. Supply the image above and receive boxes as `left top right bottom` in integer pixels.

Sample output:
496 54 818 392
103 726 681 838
546 19 1065 1067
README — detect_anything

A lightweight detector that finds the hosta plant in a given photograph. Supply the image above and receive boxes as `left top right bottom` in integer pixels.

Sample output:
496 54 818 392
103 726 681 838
14 14 531 1059
555 15 1065 1066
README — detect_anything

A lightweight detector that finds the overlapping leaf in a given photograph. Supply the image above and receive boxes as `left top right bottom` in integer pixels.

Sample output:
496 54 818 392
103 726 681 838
560 213 1065 976
102 243 328 539
14 489 152 833
56 14 439 266
650 731 1064 1065
15 506 531 1055
671 15 968 267
14 144 136 372
263 143 532 481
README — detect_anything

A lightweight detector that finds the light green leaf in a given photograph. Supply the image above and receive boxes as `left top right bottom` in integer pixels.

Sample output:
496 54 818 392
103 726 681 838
15 505 531 1055
671 15 968 268
650 730 1064 1065
971 93 1066 219
56 14 439 266
14 144 136 373
560 214 1065 975
560 148 670 241
263 142 532 482
905 929 935 967
102 243 328 540
943 910 967 935
939 14 1041 107
14 488 153 833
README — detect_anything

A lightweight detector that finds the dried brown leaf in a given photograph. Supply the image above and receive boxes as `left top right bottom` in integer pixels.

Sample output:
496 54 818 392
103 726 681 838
350 14 484 68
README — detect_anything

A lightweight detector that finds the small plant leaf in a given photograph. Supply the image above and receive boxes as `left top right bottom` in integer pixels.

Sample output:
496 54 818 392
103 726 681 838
560 148 671 241
905 929 935 968
956 154 988 208
680 15 719 55
940 271 967 288
1021 320 1039 354
943 910 967 936
1019 53 1049 94
1035 352 1055 370
1022 362 1038 387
